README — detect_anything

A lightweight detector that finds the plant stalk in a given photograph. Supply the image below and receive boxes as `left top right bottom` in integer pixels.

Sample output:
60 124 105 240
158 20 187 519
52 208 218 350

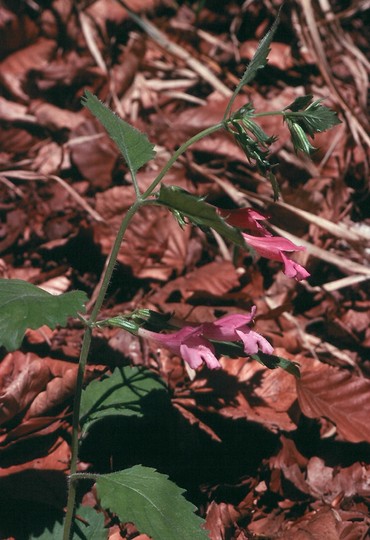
142 122 225 199
63 199 144 540
63 120 227 539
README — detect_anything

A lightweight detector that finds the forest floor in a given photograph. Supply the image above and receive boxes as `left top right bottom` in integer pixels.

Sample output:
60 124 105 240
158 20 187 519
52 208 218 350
0 0 369 538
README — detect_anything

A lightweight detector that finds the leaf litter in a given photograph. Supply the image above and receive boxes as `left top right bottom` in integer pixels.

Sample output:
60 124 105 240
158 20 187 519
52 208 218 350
0 0 369 538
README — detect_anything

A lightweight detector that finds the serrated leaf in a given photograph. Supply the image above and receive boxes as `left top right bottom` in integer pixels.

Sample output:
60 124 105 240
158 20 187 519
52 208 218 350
30 506 107 540
238 12 280 87
81 90 155 176
157 185 247 249
298 99 341 136
284 94 314 112
0 279 87 351
96 465 209 540
80 366 169 437
73 506 107 540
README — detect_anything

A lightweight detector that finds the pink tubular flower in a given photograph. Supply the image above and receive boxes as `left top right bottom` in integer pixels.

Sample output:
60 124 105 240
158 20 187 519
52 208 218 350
139 326 221 370
217 207 271 235
242 233 310 281
138 306 274 370
201 309 274 356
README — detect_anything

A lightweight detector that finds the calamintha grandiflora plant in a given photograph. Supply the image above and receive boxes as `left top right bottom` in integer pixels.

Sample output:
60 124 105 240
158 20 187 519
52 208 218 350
0 12 341 540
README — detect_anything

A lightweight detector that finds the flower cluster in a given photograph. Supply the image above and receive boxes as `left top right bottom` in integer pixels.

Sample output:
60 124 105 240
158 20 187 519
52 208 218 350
138 306 273 370
218 207 310 280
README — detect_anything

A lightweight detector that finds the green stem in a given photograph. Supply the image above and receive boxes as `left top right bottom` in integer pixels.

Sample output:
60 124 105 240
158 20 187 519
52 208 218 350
63 120 227 539
249 110 284 118
142 122 225 199
63 199 145 540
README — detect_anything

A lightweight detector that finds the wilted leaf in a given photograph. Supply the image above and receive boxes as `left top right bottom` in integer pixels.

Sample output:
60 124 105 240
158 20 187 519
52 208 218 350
0 279 87 351
96 465 209 540
297 359 370 443
81 90 155 177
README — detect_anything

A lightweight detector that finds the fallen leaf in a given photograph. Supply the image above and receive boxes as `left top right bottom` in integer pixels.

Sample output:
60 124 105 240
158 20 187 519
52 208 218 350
297 358 370 443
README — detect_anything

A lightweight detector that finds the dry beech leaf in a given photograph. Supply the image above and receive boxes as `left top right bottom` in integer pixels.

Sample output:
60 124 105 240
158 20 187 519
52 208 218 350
205 500 240 540
95 205 191 280
0 353 51 425
32 101 85 132
306 457 370 503
150 260 240 307
0 37 56 101
201 358 298 433
240 41 294 70
70 119 119 188
297 358 370 443
0 435 70 477
0 96 29 122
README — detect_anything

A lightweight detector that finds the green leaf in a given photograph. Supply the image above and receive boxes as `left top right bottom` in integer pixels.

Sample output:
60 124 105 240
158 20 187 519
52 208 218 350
0 279 87 351
224 10 280 119
252 353 301 378
284 94 314 112
30 518 64 540
211 340 300 378
237 11 280 87
73 506 107 540
96 465 209 540
157 185 247 250
30 506 107 540
80 366 169 437
284 97 341 137
296 99 341 136
81 90 155 176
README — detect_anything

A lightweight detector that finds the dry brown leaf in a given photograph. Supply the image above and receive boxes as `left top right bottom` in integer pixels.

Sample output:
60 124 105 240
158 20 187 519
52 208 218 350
216 358 298 433
306 458 370 503
70 119 119 188
95 204 191 279
297 358 370 443
0 353 51 425
150 260 240 307
240 41 294 70
31 101 86 132
0 6 39 58
0 37 56 101
0 96 30 122
205 500 240 540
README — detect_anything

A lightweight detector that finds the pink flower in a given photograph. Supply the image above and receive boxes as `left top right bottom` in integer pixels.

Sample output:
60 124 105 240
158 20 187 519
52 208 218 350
242 233 310 281
139 306 274 369
217 207 271 235
201 309 274 356
139 326 221 370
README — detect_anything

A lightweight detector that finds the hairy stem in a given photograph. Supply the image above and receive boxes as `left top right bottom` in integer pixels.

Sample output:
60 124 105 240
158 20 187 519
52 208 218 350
142 122 225 199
